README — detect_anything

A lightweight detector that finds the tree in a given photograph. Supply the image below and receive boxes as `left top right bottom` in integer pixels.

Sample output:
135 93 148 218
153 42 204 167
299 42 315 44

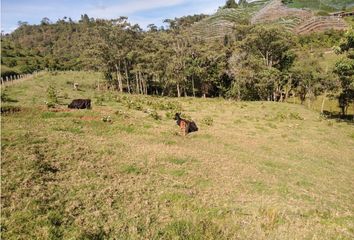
229 25 296 101
17 21 28 27
224 0 238 9
334 30 354 116
40 17 51 25
238 0 248 6
242 26 295 70
290 56 330 108
318 71 340 114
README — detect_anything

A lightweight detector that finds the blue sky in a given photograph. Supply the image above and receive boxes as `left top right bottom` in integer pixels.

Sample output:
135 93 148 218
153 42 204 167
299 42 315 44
1 0 228 33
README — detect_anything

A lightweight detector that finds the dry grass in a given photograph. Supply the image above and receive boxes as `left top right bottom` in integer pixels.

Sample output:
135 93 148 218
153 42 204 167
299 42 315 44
1 71 354 239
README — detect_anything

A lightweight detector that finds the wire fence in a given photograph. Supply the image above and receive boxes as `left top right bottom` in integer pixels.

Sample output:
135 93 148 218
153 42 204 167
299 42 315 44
1 71 41 85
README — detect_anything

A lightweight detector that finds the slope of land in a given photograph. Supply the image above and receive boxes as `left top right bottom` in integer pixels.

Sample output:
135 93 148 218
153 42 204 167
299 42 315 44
251 0 313 24
251 0 349 33
1 72 353 239
188 0 268 40
188 0 350 40
295 16 348 34
285 0 354 12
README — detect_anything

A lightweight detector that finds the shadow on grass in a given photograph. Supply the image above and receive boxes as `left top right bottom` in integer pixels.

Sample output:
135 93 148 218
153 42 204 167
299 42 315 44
322 111 354 125
2 97 18 103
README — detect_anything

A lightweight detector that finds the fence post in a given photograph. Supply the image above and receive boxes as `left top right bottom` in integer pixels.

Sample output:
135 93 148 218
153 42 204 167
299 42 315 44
6 76 8 83
1 77 3 85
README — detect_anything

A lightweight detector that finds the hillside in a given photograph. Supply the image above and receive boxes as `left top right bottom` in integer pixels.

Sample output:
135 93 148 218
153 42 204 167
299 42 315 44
251 0 312 24
188 0 351 40
285 0 354 12
1 72 354 239
188 1 268 40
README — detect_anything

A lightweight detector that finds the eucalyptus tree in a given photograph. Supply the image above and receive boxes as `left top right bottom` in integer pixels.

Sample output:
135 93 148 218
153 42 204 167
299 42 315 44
334 30 354 116
240 25 296 101
290 56 326 107
84 17 141 92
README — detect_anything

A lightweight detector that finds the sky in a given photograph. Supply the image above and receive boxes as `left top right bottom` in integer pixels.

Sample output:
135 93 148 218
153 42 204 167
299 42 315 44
1 0 229 33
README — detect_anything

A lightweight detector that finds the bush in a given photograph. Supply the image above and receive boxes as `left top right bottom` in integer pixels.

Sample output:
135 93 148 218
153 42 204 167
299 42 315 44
102 116 112 123
47 85 58 103
289 112 304 120
146 109 161 120
114 110 129 118
202 116 214 126
95 95 105 106
1 88 10 102
165 111 175 119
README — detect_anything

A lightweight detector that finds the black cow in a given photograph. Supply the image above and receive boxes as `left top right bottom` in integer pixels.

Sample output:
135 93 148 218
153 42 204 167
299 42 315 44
68 99 91 109
174 113 198 136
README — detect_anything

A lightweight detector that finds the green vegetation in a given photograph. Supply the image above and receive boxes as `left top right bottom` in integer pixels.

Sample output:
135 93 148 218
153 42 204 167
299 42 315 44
334 30 354 115
1 1 354 238
2 5 351 114
284 0 354 12
223 0 239 9
1 71 353 239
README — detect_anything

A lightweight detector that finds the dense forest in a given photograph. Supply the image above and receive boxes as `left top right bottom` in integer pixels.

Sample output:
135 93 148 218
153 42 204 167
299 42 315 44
1 0 353 113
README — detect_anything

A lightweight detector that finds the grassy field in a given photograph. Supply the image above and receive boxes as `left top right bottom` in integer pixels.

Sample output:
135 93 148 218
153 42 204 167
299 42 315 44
1 72 354 239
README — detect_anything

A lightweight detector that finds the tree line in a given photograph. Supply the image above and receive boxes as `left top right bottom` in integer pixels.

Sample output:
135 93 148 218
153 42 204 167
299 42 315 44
1 8 353 114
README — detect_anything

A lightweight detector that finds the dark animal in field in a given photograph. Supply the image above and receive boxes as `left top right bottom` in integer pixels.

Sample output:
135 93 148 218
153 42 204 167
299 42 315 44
174 113 198 136
68 99 91 109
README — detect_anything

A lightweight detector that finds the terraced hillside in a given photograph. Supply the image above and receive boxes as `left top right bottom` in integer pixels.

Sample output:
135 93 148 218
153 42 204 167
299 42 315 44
286 0 354 12
252 0 349 33
296 16 348 34
188 0 350 41
251 0 312 24
188 1 268 40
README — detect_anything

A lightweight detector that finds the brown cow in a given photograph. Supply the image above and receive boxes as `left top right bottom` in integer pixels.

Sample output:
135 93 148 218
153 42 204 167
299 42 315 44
174 113 198 136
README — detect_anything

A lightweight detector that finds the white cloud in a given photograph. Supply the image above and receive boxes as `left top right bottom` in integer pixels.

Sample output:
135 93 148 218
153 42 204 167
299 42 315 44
86 0 185 18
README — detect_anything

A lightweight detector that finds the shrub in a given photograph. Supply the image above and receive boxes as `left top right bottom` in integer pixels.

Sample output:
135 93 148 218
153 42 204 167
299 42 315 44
102 116 112 123
202 116 214 126
46 85 58 104
45 102 56 109
289 112 304 120
126 100 143 110
165 111 175 119
95 95 105 106
146 109 161 120
114 110 129 118
1 88 10 102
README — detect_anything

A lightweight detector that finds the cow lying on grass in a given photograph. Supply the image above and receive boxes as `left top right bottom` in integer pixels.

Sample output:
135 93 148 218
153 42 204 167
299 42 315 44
174 113 198 136
68 99 91 109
